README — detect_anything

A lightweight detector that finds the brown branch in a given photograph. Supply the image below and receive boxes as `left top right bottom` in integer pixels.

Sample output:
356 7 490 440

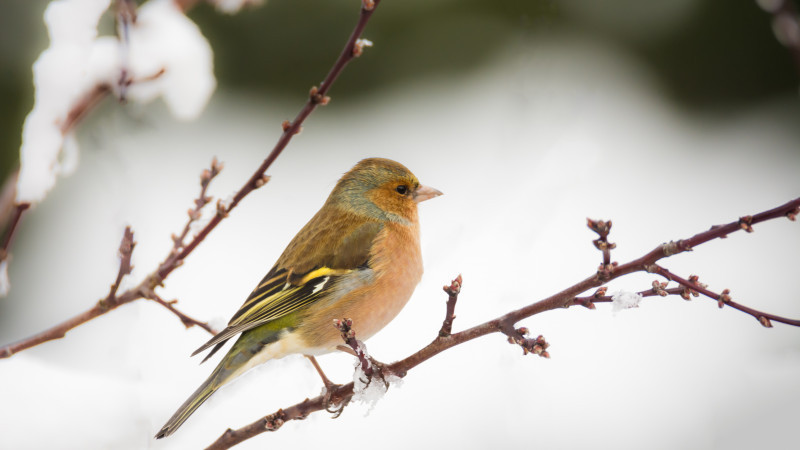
158 0 381 281
104 226 135 303
60 82 113 136
157 157 223 278
0 202 30 263
498 321 550 358
651 266 800 327
1 225 136 358
3 0 264 289
58 0 206 132
1 0 381 358
0 170 18 229
1 0 150 292
572 284 685 309
0 159 221 357
206 393 349 450
208 197 800 449
334 318 372 377
587 218 616 280
0 0 246 289
438 274 462 337
146 292 218 335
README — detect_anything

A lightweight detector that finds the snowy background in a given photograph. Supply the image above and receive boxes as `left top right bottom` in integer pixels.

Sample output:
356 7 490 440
1 1 799 449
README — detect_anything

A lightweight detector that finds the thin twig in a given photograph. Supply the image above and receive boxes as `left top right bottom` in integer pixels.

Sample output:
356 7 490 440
161 158 223 270
0 203 30 262
587 218 616 280
0 159 220 357
572 284 685 309
158 0 381 282
0 0 238 292
1 226 136 358
146 292 218 335
651 266 800 327
333 318 372 377
498 321 550 358
104 226 135 304
438 274 462 337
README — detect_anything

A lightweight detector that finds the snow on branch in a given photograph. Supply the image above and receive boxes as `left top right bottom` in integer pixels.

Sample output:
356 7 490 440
2 0 244 297
18 0 215 205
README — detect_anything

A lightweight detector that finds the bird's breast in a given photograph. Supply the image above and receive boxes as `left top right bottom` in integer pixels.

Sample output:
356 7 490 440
297 221 423 352
360 221 423 335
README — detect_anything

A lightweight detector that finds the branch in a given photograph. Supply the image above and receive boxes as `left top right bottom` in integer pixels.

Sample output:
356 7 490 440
334 318 372 377
1 0 382 358
1 226 136 358
587 218 616 281
498 322 550 358
157 0 381 282
208 197 800 449
0 159 220 357
146 292 219 335
438 274 462 337
650 266 800 327
105 226 135 303
0 202 30 264
156 157 224 279
0 0 193 294
0 218 207 358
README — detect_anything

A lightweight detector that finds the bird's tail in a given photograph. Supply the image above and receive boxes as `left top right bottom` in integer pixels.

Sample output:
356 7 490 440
154 367 222 439
155 325 285 439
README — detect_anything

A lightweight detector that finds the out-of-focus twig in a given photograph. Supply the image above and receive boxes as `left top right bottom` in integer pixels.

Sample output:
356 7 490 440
158 0 381 282
1 0 381 357
0 159 222 357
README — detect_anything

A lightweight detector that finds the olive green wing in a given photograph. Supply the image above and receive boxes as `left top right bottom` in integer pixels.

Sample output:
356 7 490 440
192 220 383 362
277 211 384 276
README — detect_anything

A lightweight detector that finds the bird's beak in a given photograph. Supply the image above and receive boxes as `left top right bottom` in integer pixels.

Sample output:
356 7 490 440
413 184 443 203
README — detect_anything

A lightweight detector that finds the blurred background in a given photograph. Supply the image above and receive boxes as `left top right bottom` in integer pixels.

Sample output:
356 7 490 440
1 0 798 180
1 0 799 449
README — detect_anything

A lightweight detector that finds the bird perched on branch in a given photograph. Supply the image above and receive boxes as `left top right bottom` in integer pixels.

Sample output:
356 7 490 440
156 157 442 438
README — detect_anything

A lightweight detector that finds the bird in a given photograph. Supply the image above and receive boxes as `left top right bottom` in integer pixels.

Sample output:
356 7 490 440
155 157 442 438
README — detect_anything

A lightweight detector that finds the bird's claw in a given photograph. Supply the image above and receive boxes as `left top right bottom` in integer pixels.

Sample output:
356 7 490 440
322 382 348 417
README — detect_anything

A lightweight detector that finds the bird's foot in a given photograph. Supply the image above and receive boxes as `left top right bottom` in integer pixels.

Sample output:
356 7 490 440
322 382 348 417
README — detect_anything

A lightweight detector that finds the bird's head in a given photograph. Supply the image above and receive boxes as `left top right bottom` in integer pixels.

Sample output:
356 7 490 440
330 158 442 224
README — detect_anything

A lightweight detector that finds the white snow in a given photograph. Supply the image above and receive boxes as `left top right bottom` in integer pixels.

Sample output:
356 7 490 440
212 0 264 14
121 0 216 120
352 364 402 415
0 259 9 297
16 0 112 204
17 0 216 205
611 290 643 313
349 340 403 414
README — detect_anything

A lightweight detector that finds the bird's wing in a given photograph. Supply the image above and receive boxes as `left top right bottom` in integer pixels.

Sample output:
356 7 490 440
192 219 383 361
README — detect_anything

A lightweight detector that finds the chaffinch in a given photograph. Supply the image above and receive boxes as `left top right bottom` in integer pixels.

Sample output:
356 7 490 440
156 157 442 438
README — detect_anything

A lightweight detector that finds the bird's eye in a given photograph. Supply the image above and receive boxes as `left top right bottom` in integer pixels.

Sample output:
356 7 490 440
396 185 408 195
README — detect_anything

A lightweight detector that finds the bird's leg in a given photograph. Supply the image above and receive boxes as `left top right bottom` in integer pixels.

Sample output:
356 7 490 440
335 344 357 357
305 355 335 389
304 355 345 414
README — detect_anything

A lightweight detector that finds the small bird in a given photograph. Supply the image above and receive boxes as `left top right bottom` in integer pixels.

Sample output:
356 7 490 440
155 158 442 438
